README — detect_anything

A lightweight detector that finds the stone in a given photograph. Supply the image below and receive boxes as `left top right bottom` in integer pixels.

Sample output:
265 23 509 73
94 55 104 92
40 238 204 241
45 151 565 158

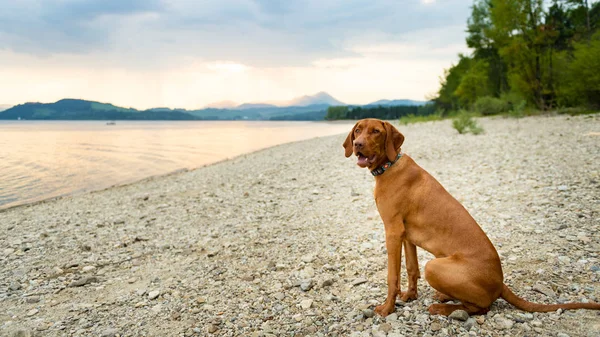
68 276 98 287
351 278 368 286
464 317 476 330
362 309 374 318
300 299 313 309
321 278 334 287
385 313 398 322
449 309 469 321
533 283 556 297
379 323 392 333
207 324 218 333
494 316 514 330
26 308 39 316
100 328 118 337
82 265 96 272
148 290 160 300
300 279 313 291
430 321 442 331
26 296 40 303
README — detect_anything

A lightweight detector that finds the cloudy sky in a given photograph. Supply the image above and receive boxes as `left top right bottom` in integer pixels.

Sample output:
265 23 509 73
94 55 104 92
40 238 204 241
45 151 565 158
0 0 472 109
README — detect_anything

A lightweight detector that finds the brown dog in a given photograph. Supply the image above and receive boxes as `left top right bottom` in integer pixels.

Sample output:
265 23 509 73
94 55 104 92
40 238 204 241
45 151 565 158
343 118 600 317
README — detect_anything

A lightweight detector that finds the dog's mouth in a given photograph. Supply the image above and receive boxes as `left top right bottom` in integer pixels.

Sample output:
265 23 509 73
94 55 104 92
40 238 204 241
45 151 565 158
356 152 376 168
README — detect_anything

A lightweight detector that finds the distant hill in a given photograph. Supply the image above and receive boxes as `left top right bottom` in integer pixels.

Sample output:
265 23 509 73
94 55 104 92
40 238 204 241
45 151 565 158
236 103 279 110
204 100 238 109
0 104 12 112
367 99 428 107
0 95 430 121
0 99 330 121
287 92 345 107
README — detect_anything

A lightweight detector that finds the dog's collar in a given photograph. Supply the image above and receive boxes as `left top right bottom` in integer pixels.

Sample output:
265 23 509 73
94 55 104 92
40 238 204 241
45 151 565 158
371 152 403 176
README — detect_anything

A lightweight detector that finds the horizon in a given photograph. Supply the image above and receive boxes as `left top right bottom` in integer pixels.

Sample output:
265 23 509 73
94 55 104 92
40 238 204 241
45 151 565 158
0 0 471 110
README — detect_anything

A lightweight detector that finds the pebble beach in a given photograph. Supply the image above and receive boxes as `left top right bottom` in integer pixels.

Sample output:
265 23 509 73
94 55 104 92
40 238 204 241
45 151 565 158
1 114 599 337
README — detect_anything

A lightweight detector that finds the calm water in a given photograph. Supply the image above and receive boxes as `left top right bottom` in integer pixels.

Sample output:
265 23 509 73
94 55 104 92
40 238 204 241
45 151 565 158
0 120 352 209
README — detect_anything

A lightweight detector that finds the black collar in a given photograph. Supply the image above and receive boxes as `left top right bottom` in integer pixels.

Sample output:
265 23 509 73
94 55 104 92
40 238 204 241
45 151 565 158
371 152 403 176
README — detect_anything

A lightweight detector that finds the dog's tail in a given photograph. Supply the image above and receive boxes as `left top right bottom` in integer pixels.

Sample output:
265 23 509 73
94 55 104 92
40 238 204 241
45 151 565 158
501 284 600 312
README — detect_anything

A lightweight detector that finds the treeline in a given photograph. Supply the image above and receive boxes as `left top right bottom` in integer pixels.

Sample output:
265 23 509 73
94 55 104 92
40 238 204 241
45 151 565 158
435 0 600 114
325 104 436 120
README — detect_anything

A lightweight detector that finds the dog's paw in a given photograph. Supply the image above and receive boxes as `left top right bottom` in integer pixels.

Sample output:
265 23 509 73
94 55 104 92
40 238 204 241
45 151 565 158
374 304 395 317
398 290 418 302
428 303 452 316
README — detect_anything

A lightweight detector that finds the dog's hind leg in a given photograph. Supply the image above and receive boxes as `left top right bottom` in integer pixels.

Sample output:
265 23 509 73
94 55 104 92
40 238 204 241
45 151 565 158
424 256 501 316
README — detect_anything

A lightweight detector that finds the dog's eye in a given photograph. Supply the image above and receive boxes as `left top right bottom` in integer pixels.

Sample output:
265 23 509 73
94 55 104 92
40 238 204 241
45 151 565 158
372 129 380 134
354 129 360 134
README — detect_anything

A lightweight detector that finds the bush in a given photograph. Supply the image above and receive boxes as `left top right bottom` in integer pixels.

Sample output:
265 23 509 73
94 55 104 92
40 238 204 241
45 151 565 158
473 96 509 115
508 99 527 118
452 111 484 135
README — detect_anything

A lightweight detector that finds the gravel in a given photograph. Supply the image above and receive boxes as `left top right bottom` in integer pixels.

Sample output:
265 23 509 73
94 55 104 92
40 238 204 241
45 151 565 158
1 114 599 336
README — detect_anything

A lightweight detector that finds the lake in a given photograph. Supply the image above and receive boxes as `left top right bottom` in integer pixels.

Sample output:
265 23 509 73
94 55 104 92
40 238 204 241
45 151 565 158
0 120 353 210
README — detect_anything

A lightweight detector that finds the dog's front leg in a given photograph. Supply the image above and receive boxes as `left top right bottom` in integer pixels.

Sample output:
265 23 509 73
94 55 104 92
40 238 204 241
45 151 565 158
399 240 419 301
375 229 404 317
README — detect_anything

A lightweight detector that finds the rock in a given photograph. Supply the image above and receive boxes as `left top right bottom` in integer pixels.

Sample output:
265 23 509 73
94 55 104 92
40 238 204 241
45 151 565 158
379 323 392 333
494 316 514 330
301 254 314 263
362 309 374 318
431 321 442 331
385 313 398 322
82 265 96 272
207 324 218 333
449 309 469 321
321 278 334 287
68 276 97 287
148 290 160 300
300 299 313 309
533 283 556 297
464 317 476 330
300 279 313 291
26 308 39 316
475 316 485 324
515 313 534 321
9 282 22 291
11 330 34 337
26 296 40 303
557 333 570 337
273 292 285 300
100 328 118 337
299 266 315 279
351 278 368 286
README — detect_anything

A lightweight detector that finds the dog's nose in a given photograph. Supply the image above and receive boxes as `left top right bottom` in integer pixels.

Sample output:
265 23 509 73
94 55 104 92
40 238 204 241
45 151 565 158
354 140 364 149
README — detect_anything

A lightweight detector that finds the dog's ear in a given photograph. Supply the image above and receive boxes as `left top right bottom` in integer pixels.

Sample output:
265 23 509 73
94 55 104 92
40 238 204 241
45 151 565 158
384 122 404 162
343 122 359 158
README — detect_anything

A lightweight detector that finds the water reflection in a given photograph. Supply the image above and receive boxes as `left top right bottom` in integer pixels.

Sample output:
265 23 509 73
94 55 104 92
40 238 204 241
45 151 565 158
0 120 353 209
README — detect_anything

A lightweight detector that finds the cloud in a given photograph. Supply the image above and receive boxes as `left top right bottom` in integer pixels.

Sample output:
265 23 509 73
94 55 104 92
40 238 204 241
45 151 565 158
0 0 473 108
0 0 471 66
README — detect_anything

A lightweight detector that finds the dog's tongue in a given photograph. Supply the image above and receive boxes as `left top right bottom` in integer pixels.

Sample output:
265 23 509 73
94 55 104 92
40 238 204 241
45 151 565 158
357 155 369 168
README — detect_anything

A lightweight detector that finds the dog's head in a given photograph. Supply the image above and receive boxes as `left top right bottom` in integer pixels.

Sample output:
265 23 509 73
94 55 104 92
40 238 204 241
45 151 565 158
342 118 404 169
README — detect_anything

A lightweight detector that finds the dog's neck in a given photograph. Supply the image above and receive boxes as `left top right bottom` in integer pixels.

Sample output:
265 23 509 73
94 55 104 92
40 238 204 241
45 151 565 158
370 152 403 176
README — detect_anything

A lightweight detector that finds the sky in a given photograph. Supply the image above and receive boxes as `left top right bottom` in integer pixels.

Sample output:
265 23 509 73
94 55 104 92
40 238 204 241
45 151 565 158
0 0 472 109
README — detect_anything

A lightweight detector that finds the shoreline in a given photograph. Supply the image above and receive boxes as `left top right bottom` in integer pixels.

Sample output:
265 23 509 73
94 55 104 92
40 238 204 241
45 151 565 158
1 114 599 337
0 120 354 212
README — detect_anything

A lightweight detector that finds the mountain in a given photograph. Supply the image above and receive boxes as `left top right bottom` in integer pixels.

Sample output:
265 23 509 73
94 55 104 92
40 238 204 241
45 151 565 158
236 103 278 110
287 92 345 107
204 100 238 109
0 99 330 121
0 104 12 112
0 99 194 120
367 99 428 106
